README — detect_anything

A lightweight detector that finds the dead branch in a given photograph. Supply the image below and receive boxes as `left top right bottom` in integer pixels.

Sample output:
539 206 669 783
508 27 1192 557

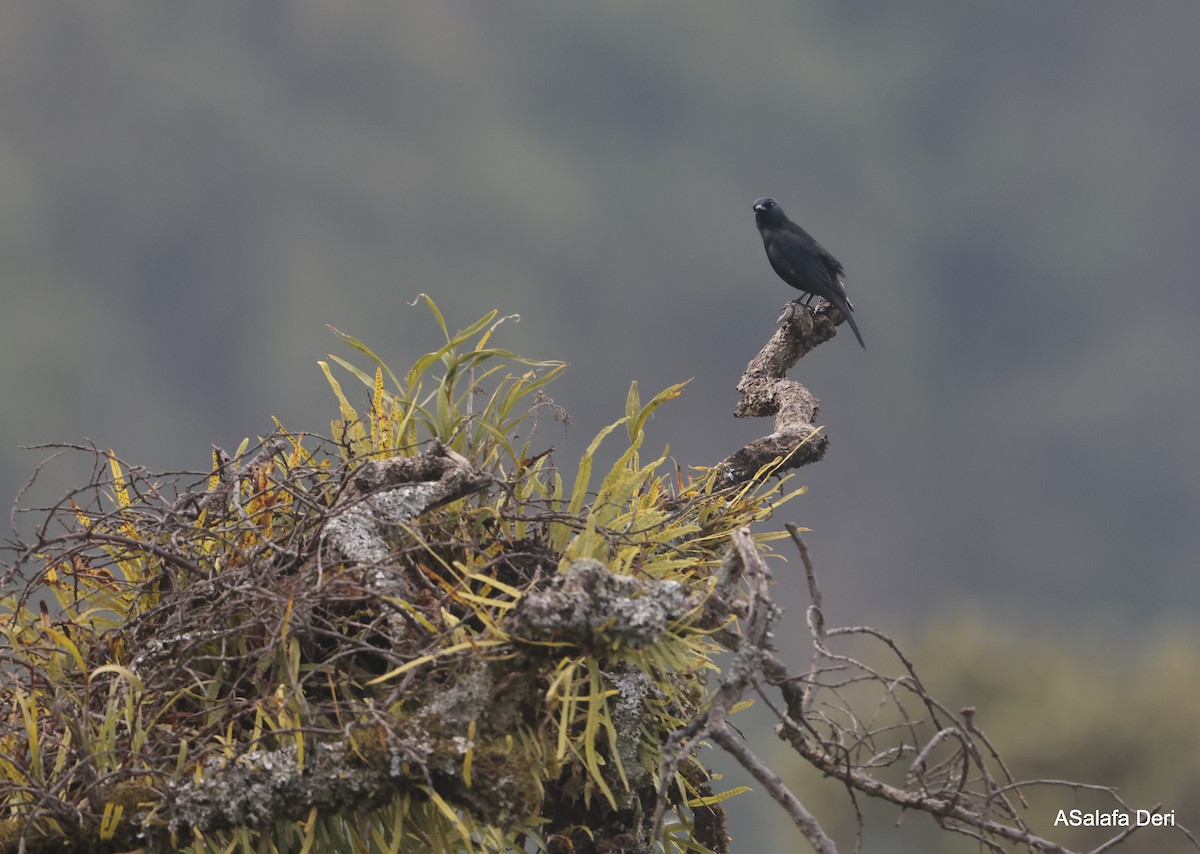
716 305 845 488
663 525 1200 853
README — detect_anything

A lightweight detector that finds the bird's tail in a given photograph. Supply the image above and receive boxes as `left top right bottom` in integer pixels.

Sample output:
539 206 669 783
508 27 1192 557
827 297 866 349
832 276 865 349
844 307 866 350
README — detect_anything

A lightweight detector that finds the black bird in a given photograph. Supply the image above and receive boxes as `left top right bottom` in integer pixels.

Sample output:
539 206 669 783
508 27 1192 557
753 196 865 349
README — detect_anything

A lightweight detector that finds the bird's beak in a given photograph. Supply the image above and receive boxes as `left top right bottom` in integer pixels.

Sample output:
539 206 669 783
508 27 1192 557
753 202 767 212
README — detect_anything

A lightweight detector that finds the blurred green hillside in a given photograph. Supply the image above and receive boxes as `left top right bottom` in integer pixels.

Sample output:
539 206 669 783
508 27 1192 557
4 3 1197 621
1 4 1198 845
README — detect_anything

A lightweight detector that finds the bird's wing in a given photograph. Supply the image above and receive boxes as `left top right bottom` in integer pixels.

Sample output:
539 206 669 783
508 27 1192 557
822 253 852 304
820 249 845 280
767 227 839 295
789 222 844 278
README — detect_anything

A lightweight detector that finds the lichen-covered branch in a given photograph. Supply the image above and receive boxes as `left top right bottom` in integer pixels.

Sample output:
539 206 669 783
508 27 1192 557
716 305 844 488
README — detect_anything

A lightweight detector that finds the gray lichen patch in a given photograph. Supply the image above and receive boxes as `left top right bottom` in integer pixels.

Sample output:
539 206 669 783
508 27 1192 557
505 558 701 650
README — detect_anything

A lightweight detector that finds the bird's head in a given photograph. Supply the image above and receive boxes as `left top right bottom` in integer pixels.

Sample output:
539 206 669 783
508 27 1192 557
753 196 785 227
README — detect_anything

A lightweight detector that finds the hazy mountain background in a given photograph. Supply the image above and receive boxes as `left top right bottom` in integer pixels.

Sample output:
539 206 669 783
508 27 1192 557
2 4 1198 850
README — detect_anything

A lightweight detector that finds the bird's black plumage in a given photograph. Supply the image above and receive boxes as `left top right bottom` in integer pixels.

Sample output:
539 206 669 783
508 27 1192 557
753 196 865 349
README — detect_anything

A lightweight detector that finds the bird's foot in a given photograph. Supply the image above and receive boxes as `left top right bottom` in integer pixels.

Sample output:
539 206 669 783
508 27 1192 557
777 300 809 325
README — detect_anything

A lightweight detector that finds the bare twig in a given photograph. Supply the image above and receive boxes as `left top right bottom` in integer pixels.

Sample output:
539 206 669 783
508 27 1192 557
652 525 1198 853
711 726 837 854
